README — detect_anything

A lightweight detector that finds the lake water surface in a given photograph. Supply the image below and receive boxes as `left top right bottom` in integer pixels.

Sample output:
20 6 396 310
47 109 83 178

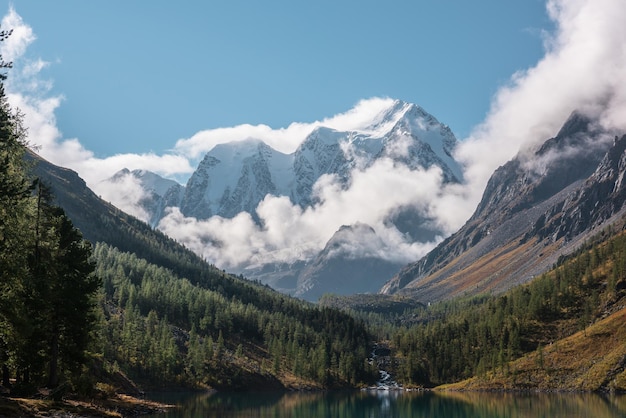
147 390 626 418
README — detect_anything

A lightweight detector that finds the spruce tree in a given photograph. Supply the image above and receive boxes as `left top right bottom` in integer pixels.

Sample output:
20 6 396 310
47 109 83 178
0 27 32 388
27 181 100 387
47 208 100 386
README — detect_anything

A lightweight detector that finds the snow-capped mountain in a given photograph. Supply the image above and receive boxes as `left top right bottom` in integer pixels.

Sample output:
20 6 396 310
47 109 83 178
181 139 292 221
178 99 462 222
103 99 463 299
106 168 184 227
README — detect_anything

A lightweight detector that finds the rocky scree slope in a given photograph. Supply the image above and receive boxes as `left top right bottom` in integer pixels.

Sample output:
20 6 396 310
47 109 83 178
382 113 624 302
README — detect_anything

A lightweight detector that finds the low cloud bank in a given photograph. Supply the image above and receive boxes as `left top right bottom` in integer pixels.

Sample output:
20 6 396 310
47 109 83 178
158 161 449 269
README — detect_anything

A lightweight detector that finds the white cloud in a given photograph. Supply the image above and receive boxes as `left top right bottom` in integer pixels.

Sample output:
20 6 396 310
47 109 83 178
0 6 34 65
159 158 447 269
455 0 626 211
95 172 151 223
0 7 194 202
173 97 398 158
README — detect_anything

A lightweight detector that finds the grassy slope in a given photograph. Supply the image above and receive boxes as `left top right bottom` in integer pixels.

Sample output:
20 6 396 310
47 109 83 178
441 293 626 392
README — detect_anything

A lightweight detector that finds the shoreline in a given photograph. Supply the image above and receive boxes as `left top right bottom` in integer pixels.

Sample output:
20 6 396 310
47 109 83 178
0 393 175 417
3 385 624 417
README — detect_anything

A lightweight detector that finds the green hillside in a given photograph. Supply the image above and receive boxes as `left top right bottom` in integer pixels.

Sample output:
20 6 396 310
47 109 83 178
94 243 375 390
27 154 377 391
323 221 626 390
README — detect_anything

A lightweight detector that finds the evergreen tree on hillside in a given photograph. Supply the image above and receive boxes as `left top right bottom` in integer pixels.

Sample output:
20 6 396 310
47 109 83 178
27 182 100 387
0 28 101 391
9 181 101 389
0 27 32 388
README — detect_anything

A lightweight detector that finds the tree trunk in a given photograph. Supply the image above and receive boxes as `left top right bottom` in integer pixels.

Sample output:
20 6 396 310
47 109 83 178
2 364 10 387
48 330 59 388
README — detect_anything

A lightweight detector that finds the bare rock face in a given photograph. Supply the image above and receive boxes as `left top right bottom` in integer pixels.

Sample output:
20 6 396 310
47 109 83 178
529 134 626 243
382 113 623 302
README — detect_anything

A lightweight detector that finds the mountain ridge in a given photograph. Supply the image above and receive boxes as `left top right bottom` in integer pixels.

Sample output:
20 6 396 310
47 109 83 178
382 112 624 302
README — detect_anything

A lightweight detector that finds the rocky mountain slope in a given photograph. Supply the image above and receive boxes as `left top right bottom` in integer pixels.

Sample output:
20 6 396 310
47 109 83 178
26 151 218 280
292 223 406 301
382 113 625 302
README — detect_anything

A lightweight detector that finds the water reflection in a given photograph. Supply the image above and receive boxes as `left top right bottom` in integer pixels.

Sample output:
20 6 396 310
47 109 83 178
148 390 626 418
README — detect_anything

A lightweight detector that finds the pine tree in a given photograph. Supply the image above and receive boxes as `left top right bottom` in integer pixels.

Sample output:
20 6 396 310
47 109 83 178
0 27 31 387
26 182 100 387
47 210 100 386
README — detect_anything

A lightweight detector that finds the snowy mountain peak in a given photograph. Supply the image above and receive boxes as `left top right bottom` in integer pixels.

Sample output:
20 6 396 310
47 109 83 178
102 168 184 227
130 169 182 196
108 168 181 195
136 99 464 225
387 104 462 182
209 138 271 161
110 167 131 180
353 99 446 139
356 99 413 137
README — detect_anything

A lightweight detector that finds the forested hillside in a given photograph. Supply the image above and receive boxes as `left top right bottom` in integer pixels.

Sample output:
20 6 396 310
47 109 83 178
323 221 626 390
95 243 375 390
0 57 101 395
28 153 377 390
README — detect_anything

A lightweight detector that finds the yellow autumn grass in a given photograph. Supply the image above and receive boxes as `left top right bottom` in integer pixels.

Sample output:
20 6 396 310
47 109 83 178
440 305 626 392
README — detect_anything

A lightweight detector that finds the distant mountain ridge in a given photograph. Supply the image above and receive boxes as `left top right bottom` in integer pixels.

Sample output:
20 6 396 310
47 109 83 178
382 112 625 302
180 99 460 222
292 223 406 301
108 99 461 225
104 99 463 300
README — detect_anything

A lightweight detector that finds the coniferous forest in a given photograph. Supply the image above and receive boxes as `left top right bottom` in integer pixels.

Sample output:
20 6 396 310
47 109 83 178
95 242 374 390
322 225 626 391
0 48 100 393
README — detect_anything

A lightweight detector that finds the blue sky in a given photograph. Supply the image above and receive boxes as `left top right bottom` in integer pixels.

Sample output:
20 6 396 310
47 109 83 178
1 1 549 157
